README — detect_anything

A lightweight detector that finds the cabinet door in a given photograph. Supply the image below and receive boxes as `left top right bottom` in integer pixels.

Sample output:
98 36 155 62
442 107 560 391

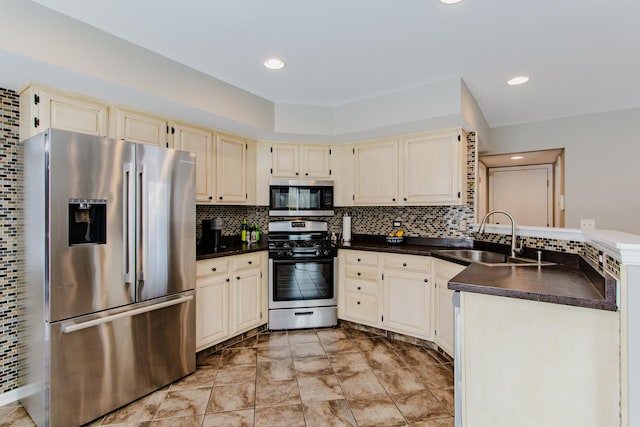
382 269 431 338
115 108 167 147
271 143 300 178
216 134 247 203
174 124 214 203
39 88 109 137
433 260 465 356
196 275 229 350
402 130 463 204
301 145 331 178
354 139 399 204
232 268 262 334
344 289 379 325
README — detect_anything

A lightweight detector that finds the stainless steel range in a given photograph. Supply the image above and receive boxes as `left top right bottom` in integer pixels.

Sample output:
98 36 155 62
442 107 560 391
268 220 338 330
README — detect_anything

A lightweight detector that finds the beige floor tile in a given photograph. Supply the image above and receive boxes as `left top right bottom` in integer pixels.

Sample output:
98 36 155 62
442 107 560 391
197 352 223 367
413 364 454 389
374 368 428 395
207 382 255 413
220 347 258 366
328 351 369 374
429 387 454 413
170 366 217 391
411 416 455 427
350 337 389 353
256 332 289 347
230 336 258 348
256 344 291 362
287 330 321 345
147 414 204 427
293 357 334 377
362 345 406 371
215 364 256 385
392 390 451 422
102 388 166 423
154 388 211 419
394 346 440 367
255 379 301 407
0 406 36 427
302 399 357 427
321 338 358 354
297 374 344 402
348 395 406 427
292 342 326 358
337 369 387 399
254 404 305 427
202 409 254 427
316 328 348 343
256 358 296 382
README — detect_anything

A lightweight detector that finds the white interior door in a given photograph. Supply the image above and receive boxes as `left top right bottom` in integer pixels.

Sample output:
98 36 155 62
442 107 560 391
488 164 553 227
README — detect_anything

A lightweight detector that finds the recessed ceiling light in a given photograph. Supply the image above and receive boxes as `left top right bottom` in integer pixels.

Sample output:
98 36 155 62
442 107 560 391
440 0 463 4
510 155 524 160
507 76 530 86
264 58 286 70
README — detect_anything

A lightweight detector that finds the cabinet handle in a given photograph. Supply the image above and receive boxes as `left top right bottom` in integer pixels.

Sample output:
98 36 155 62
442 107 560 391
392 198 396 202
357 258 361 262
357 286 361 290
357 272 361 276
236 276 240 280
404 198 407 201
403 263 407 267
424 279 429 283
248 260 252 265
305 172 309 176
219 196 223 200
226 278 230 282
296 172 299 175
357 301 361 305
211 267 216 272
208 196 213 200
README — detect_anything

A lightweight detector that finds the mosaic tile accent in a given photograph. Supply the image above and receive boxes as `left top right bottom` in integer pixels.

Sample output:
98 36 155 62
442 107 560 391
473 232 585 254
0 88 21 394
605 255 621 279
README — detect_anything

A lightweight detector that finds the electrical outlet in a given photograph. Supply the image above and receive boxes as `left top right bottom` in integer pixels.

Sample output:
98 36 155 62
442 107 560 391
580 219 596 230
459 219 467 232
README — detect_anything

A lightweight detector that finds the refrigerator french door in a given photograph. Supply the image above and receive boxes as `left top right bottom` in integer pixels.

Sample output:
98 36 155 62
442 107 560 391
21 129 196 427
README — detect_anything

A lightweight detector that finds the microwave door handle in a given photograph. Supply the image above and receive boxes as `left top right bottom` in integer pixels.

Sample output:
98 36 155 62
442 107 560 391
123 163 136 286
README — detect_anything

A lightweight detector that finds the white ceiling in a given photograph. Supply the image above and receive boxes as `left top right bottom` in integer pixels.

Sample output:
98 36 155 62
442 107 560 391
29 0 640 129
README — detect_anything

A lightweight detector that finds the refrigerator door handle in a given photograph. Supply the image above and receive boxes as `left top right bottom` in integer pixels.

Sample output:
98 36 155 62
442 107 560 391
123 163 136 285
136 164 148 283
61 295 193 333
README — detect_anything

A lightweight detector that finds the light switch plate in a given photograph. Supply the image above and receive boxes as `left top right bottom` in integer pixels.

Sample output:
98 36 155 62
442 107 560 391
393 220 401 227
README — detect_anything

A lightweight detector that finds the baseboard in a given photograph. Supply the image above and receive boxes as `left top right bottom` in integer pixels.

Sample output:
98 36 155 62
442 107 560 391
0 385 28 407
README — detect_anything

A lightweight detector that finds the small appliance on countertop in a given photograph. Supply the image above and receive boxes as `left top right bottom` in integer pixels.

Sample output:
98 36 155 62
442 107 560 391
201 217 224 251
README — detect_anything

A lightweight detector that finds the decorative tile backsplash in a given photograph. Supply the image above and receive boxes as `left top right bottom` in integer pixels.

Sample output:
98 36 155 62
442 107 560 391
0 88 21 394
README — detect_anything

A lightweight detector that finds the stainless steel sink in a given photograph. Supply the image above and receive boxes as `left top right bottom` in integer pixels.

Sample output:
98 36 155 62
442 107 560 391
436 249 555 266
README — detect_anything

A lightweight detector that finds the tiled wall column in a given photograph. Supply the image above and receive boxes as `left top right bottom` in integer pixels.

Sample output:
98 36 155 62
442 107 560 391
0 88 21 394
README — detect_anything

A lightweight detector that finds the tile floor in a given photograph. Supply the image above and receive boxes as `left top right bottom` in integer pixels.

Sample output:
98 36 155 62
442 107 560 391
1 327 454 427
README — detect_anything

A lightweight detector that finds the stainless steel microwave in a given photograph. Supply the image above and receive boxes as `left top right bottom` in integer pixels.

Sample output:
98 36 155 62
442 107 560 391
269 179 334 217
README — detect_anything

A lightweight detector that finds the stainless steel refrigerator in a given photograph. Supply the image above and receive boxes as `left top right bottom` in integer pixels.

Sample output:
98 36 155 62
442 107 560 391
20 129 196 427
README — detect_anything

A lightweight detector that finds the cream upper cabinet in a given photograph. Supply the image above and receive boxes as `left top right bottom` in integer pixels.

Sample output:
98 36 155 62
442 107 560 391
173 123 214 203
113 107 169 147
332 144 355 207
381 254 432 339
216 133 248 204
19 85 109 140
271 143 332 179
433 259 465 356
352 128 466 206
353 139 399 204
402 129 466 204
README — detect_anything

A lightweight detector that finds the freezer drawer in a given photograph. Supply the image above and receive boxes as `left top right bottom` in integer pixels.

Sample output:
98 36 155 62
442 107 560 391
23 293 195 427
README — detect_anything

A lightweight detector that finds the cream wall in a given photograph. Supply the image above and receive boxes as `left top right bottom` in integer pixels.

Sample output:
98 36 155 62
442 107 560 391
487 107 640 234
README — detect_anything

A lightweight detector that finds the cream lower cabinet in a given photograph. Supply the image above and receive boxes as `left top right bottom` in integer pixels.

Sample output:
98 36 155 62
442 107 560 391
433 259 465 355
196 252 267 351
339 250 380 327
381 254 432 339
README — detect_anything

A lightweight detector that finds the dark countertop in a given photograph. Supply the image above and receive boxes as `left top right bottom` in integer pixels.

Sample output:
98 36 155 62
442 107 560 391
340 235 617 311
196 240 268 260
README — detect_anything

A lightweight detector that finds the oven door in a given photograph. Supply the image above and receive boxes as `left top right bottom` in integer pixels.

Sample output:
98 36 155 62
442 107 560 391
269 257 337 309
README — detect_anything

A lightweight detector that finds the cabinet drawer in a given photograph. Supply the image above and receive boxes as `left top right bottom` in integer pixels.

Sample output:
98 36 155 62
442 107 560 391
345 251 378 267
345 265 378 281
344 293 378 324
233 253 263 270
383 254 430 273
344 278 377 296
196 258 229 277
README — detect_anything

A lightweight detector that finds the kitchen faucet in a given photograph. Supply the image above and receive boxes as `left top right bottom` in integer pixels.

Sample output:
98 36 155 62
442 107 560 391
477 209 522 258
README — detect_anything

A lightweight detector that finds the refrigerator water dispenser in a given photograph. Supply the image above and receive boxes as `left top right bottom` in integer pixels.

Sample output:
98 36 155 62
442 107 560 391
68 198 107 245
